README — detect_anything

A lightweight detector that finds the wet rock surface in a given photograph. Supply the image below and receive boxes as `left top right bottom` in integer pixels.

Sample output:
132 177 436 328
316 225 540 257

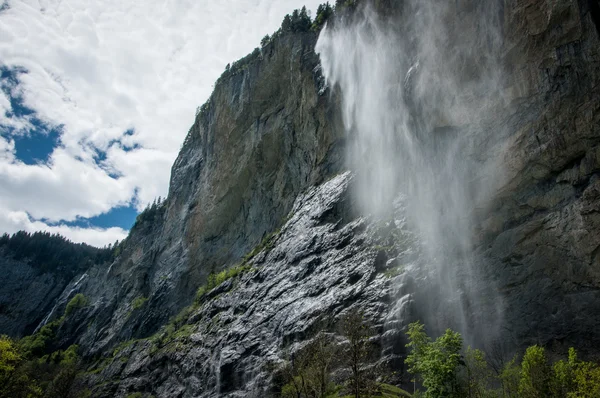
85 173 401 398
1 0 599 396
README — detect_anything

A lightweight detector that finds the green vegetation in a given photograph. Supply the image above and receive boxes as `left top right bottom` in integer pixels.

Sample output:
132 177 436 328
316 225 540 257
261 34 271 47
379 383 412 397
19 318 62 358
405 322 463 397
0 231 114 278
65 293 89 317
0 335 86 398
195 231 276 300
20 294 90 358
281 6 312 33
405 321 600 398
280 333 338 398
150 231 278 357
132 196 166 230
312 2 334 31
244 229 279 262
383 264 404 278
279 309 401 398
132 295 148 310
277 316 600 398
196 262 254 300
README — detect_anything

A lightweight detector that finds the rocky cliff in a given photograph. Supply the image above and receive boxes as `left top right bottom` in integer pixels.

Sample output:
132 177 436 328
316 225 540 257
1 0 600 397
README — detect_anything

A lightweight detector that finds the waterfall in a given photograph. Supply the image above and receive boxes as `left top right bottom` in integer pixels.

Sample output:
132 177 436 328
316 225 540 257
316 1 506 345
33 272 89 333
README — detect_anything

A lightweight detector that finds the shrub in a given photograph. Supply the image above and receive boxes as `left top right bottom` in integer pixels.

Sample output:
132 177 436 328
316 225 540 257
19 319 61 358
405 321 463 398
280 333 338 398
0 335 20 379
65 293 88 317
518 345 550 398
196 262 255 301
132 296 148 310
312 2 334 31
261 34 270 47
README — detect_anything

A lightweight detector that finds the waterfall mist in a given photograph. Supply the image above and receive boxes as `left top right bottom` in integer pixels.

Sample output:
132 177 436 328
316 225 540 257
316 1 507 346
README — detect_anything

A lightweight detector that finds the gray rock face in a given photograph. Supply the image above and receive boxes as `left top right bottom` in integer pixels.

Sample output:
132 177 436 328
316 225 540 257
478 0 600 355
0 250 68 337
2 0 600 396
34 31 345 359
86 173 402 398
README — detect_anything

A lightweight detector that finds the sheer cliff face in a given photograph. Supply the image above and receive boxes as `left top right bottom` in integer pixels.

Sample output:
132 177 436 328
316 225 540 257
42 31 345 356
0 252 67 337
481 0 600 352
167 32 342 287
6 0 600 397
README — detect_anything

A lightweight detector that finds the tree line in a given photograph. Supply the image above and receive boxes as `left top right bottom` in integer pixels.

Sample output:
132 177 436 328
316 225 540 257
275 315 600 398
405 321 600 397
0 231 114 279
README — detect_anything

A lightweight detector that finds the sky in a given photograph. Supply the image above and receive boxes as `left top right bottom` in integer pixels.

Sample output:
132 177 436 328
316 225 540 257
0 0 322 247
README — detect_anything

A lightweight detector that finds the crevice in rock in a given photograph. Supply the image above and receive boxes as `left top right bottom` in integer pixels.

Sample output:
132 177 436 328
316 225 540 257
589 0 600 36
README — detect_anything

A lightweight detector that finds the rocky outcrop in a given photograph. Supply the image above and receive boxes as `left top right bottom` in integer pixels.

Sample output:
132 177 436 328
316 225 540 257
2 0 599 397
84 173 405 398
479 0 600 356
36 30 345 359
0 251 67 337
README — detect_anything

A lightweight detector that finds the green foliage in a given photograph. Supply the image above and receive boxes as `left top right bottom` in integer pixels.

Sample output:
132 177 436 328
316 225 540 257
405 321 463 398
126 393 143 398
195 231 275 301
500 356 521 397
243 229 279 263
0 335 20 380
196 263 254 300
341 309 378 398
518 345 550 398
550 347 578 396
19 294 87 359
19 318 62 358
65 293 88 317
312 2 334 31
405 322 600 398
281 6 312 33
379 383 413 397
0 340 83 398
0 230 113 278
463 346 497 398
132 295 148 310
261 34 271 47
132 196 166 230
570 360 600 397
280 333 338 398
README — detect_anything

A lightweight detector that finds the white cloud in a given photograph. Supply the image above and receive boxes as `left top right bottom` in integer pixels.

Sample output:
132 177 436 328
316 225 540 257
0 209 128 247
0 0 322 246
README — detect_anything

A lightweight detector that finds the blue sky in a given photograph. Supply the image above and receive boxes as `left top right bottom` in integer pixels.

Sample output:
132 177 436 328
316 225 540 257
0 0 322 246
1 65 138 233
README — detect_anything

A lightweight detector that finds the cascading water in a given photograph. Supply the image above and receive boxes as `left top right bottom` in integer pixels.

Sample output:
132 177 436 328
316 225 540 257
316 1 507 347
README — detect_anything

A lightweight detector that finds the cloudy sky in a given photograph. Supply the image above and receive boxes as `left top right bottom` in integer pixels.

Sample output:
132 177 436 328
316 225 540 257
0 0 322 247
